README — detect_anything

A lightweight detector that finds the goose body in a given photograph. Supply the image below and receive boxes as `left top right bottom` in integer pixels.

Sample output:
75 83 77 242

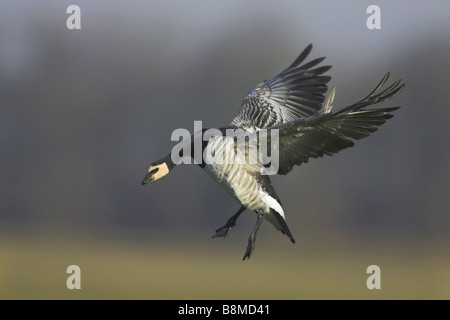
201 134 291 237
142 44 405 260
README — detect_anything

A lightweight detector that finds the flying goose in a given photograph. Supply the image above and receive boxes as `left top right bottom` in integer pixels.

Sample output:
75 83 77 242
142 44 405 260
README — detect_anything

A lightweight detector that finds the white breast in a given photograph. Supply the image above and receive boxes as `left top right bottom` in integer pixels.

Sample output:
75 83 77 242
202 136 288 232
202 136 263 210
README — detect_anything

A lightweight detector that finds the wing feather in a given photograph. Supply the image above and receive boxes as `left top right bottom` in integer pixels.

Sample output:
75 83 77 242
230 44 331 131
256 73 405 175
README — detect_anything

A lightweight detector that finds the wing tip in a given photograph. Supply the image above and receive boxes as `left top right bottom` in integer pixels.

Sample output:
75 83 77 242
288 43 314 69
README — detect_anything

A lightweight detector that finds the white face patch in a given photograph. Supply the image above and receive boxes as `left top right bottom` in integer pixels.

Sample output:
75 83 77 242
148 162 169 181
259 190 285 220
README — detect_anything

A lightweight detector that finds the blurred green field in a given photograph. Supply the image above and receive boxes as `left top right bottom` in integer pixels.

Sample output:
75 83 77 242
1 234 449 300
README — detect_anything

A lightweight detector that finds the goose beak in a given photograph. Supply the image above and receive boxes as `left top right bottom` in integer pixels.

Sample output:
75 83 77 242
141 163 169 185
141 172 153 185
141 167 159 185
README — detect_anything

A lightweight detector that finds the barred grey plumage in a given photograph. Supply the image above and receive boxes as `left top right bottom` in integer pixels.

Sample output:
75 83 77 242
231 44 331 131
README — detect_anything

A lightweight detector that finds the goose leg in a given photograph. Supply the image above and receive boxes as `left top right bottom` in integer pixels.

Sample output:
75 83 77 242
212 206 246 238
242 213 265 260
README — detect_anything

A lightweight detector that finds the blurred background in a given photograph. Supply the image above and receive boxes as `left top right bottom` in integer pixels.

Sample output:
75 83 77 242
1 0 449 299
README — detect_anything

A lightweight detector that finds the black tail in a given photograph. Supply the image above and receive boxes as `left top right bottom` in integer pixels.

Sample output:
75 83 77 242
271 208 296 244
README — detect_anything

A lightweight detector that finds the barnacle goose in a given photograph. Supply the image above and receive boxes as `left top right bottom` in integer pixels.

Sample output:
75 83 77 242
142 44 405 260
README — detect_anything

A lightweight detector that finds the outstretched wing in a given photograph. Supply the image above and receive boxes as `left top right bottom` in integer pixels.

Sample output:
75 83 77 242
230 44 331 131
264 73 405 175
